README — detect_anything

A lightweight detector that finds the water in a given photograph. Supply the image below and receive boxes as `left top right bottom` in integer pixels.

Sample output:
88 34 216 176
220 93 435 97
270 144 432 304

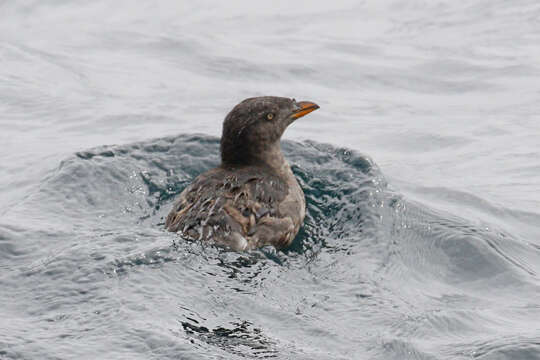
1 1 539 359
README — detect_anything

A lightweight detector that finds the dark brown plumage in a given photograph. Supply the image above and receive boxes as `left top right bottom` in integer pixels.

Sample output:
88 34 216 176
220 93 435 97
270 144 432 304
165 96 319 251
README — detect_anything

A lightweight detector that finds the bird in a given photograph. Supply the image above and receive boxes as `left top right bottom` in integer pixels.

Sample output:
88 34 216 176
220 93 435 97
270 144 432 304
165 96 319 251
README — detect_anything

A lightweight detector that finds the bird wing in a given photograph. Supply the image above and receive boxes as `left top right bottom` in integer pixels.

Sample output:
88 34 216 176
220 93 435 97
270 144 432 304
165 166 294 250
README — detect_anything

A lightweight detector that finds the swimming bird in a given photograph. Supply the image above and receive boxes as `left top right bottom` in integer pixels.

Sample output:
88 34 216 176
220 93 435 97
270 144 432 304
165 96 319 251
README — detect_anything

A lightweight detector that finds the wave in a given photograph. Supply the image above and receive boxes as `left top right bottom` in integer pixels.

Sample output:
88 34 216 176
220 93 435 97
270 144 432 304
1 134 538 359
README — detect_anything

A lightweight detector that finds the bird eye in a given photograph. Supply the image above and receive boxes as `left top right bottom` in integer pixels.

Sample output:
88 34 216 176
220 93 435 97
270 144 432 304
266 113 274 120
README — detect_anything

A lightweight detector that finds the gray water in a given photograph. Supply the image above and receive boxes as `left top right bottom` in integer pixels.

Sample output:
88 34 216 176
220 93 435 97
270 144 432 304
1 1 539 359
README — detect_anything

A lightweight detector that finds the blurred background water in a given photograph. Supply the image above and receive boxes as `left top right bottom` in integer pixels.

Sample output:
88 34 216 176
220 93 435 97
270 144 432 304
1 1 539 359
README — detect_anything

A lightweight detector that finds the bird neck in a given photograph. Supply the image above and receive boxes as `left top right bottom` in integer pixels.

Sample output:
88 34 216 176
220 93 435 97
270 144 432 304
257 142 290 175
221 141 291 177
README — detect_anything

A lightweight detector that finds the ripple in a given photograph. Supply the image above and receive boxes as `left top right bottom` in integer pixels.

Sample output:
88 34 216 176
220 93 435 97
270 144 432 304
1 134 538 359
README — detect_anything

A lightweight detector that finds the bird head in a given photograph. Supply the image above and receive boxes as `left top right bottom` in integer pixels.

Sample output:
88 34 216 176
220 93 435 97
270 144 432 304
220 96 319 166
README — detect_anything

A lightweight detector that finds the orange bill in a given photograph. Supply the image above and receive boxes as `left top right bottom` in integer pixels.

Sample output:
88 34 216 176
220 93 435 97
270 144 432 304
292 101 320 119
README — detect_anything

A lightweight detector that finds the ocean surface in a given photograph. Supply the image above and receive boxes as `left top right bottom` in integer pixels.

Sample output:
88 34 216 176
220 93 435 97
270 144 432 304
1 1 539 359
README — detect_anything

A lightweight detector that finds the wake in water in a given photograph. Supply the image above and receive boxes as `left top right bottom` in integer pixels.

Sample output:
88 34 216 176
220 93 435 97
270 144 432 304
0 134 538 359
